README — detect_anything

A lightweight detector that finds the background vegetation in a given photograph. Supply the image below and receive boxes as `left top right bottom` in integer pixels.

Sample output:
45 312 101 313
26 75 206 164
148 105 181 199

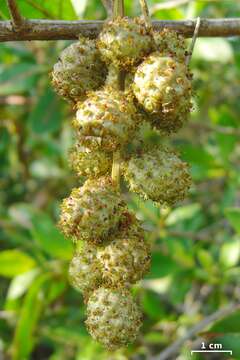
0 1 240 359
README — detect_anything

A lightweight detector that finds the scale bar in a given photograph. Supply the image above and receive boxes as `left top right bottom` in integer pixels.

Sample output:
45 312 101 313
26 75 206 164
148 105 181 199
191 350 232 355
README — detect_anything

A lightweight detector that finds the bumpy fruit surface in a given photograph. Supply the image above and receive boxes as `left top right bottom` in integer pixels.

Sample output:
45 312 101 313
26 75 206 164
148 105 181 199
97 211 150 287
154 28 187 62
133 53 192 133
52 36 107 103
148 103 191 134
69 143 112 178
98 17 153 69
123 146 191 205
69 243 102 295
73 89 137 152
86 287 142 349
58 177 125 243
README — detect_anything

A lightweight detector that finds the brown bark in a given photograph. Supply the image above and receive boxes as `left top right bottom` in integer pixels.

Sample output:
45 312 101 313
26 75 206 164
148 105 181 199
0 18 240 42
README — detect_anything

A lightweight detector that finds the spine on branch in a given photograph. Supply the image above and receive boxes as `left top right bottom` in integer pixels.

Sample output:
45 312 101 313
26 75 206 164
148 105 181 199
6 0 24 29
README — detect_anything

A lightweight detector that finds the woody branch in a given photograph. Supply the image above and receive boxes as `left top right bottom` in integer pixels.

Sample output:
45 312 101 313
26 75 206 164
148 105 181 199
0 18 240 41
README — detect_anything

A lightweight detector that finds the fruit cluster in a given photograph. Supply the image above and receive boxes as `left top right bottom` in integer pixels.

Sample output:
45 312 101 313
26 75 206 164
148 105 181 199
52 15 192 350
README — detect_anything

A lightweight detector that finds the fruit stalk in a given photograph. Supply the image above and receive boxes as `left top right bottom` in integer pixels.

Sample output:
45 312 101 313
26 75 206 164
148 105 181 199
139 0 152 28
111 0 125 190
113 0 124 19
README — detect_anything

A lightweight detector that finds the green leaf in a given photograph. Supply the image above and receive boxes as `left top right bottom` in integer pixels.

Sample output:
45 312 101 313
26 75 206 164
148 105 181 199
180 144 216 167
209 310 240 334
225 208 240 234
197 249 214 271
152 8 184 21
214 334 240 358
0 127 10 153
209 106 238 162
220 236 240 268
147 252 181 279
2 0 77 20
30 213 73 260
12 272 51 360
7 269 40 300
43 325 87 344
28 87 63 134
166 203 201 226
0 43 35 62
0 63 43 95
0 250 36 278
193 38 233 63
142 290 164 320
8 203 35 229
169 271 192 304
83 0 105 20
171 241 194 268
47 280 67 303
144 331 167 345
216 132 237 164
129 195 160 224
30 159 63 179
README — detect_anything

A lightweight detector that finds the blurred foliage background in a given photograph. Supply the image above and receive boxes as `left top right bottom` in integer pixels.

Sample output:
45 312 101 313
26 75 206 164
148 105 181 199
0 1 240 359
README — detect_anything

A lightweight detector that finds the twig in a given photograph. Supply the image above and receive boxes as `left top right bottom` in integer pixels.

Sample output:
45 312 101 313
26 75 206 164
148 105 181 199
6 0 24 29
101 0 113 18
1 18 240 41
151 302 240 360
167 229 210 242
150 0 190 14
189 122 240 136
186 17 201 66
139 0 152 28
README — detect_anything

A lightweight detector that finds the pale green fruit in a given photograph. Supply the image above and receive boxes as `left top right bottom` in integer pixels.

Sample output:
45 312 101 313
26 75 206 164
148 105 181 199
86 287 142 349
97 210 150 287
69 243 102 295
123 146 191 205
52 36 107 103
68 143 112 178
98 17 154 69
58 177 125 243
154 28 187 62
72 89 137 152
133 53 192 133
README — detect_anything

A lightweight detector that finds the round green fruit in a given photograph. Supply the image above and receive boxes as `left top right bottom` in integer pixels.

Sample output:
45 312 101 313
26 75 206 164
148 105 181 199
97 211 151 287
86 287 142 350
98 17 154 69
73 89 137 152
68 143 112 178
58 177 125 243
52 36 107 103
154 28 187 62
123 146 191 205
133 53 192 133
69 243 102 295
